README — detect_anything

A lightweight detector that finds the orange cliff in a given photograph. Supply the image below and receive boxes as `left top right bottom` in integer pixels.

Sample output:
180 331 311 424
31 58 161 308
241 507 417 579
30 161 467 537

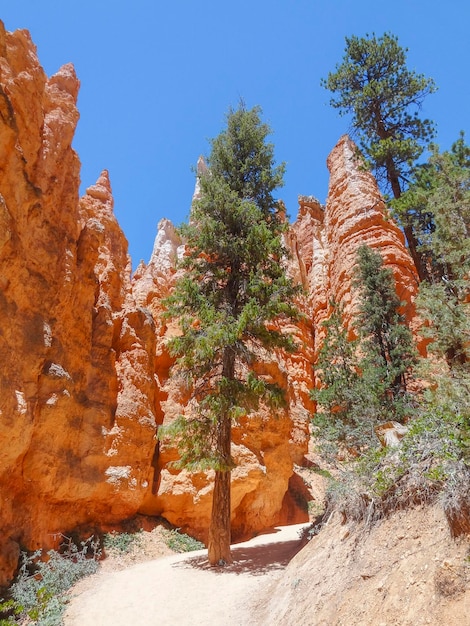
292 135 421 368
0 23 312 584
0 23 158 584
0 23 421 585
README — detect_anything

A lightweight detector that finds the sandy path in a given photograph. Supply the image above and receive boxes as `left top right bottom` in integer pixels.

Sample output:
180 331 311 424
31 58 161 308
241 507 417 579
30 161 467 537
64 522 309 626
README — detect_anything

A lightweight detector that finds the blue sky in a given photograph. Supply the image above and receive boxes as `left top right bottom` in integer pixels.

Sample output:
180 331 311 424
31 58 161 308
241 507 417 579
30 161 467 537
2 1 468 268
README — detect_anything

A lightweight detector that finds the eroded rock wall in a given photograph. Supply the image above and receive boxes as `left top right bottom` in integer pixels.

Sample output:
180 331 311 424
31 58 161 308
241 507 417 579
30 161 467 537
0 25 157 584
325 136 418 330
0 24 421 585
292 135 420 365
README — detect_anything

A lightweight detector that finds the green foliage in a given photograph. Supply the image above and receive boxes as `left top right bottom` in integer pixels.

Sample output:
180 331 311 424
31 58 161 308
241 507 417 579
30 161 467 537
312 247 416 455
403 385 470 472
419 283 470 367
160 103 300 471
311 301 373 453
395 134 470 366
322 32 436 196
103 530 142 554
162 529 205 553
311 301 359 417
394 134 470 280
320 364 470 525
307 237 470 526
318 34 468 525
0 536 100 626
354 245 416 401
323 32 437 279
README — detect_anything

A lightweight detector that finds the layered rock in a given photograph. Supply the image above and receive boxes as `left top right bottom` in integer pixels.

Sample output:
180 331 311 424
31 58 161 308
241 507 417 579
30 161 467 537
0 15 313 580
325 136 418 329
292 135 420 363
291 196 328 338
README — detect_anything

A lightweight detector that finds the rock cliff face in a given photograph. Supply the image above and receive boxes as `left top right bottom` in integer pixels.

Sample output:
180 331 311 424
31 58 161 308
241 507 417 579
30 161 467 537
292 135 420 365
0 24 158 584
0 24 419 584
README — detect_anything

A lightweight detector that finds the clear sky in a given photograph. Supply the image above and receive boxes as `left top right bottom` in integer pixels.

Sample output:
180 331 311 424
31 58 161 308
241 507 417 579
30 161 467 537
2 1 468 268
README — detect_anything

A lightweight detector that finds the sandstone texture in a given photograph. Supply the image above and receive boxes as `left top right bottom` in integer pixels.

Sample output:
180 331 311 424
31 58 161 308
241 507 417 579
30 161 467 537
292 135 421 364
0 24 157 584
0 23 421 585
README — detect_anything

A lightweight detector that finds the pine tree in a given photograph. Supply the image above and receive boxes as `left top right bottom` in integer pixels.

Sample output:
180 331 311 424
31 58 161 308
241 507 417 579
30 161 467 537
311 301 363 453
322 32 436 279
395 133 470 366
355 245 416 403
161 104 300 565
312 247 416 453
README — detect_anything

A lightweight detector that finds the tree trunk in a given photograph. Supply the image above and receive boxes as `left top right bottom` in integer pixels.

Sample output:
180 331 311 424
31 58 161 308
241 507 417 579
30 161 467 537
403 224 426 282
208 460 232 565
387 156 427 282
208 347 234 565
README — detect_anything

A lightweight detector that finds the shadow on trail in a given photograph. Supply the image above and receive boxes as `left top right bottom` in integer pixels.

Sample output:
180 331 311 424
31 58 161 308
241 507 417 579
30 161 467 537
177 532 309 576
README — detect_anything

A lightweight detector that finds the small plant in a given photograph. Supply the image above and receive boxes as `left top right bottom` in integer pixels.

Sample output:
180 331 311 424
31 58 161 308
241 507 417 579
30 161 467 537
308 500 325 518
0 535 100 626
162 529 205 553
103 530 142 554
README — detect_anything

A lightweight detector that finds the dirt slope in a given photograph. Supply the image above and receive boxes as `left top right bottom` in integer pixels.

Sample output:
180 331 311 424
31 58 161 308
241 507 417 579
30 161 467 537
256 505 470 625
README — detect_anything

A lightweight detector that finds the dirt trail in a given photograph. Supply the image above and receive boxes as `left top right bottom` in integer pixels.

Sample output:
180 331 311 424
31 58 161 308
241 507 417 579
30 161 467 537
64 522 310 626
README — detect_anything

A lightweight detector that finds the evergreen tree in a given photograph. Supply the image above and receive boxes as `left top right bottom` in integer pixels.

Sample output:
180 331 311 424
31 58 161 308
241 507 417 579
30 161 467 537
161 105 300 565
355 245 416 402
311 302 363 453
322 32 436 279
312 247 416 453
395 133 470 366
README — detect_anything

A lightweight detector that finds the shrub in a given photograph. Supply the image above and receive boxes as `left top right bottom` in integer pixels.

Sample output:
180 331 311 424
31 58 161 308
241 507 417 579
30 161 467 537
103 530 142 554
319 366 470 527
0 535 100 626
162 529 205 553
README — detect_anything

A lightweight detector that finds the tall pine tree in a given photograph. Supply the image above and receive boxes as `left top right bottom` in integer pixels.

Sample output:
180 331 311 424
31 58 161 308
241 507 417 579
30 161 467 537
354 245 416 401
161 105 300 565
312 247 416 453
322 32 436 279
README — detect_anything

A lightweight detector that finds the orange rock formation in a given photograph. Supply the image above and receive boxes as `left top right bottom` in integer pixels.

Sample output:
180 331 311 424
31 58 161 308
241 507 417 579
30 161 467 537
0 23 157 584
0 24 420 584
292 135 420 364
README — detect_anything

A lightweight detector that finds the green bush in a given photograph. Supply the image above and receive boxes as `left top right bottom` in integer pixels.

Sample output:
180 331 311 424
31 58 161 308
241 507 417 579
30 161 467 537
0 536 100 626
162 529 205 553
103 530 142 554
319 368 470 526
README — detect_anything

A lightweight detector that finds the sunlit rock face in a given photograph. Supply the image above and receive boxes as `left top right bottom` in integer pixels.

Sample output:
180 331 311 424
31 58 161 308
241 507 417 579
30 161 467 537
0 23 157 584
324 135 418 332
134 207 314 543
292 135 420 365
0 24 422 585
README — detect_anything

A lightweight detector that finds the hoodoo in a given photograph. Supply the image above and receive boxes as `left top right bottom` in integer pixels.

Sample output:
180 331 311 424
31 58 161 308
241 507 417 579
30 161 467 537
0 22 418 585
